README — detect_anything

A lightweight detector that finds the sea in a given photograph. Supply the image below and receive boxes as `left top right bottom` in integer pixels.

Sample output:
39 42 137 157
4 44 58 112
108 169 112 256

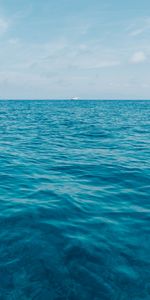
0 100 149 300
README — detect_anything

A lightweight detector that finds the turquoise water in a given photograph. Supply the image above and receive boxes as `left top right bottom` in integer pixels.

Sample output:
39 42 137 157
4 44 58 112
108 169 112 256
0 100 149 299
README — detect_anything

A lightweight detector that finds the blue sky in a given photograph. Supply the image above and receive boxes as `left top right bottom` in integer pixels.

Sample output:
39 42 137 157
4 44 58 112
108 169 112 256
0 0 150 99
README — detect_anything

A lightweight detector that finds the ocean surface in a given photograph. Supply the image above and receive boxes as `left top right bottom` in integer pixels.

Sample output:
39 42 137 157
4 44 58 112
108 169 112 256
0 100 149 300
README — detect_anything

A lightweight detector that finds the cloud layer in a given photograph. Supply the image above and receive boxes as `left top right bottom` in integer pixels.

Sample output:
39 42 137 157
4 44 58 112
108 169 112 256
0 1 149 99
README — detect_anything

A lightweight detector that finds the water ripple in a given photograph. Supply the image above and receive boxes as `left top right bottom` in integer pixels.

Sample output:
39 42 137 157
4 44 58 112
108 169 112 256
0 100 149 300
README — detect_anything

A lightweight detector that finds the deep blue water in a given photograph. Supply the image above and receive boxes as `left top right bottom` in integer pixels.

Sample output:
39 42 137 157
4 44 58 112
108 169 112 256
0 100 149 300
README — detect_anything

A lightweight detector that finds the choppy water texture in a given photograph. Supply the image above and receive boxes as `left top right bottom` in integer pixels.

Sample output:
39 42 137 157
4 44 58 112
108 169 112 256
0 100 150 300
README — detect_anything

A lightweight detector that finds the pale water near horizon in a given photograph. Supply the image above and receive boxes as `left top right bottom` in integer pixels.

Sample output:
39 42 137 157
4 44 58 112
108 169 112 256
0 100 149 299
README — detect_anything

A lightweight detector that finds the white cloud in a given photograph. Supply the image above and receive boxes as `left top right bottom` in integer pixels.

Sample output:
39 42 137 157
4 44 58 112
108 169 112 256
69 57 120 70
0 18 9 35
130 28 145 37
130 51 146 64
8 38 19 45
128 17 150 37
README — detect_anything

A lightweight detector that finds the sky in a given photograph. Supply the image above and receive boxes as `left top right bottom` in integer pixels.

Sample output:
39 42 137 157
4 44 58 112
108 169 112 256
0 0 150 99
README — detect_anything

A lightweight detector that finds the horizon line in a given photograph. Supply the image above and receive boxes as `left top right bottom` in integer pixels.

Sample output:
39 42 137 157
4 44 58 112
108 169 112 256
0 98 150 101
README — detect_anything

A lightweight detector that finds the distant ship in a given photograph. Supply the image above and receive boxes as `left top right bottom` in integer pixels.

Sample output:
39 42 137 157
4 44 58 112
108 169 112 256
71 97 80 100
